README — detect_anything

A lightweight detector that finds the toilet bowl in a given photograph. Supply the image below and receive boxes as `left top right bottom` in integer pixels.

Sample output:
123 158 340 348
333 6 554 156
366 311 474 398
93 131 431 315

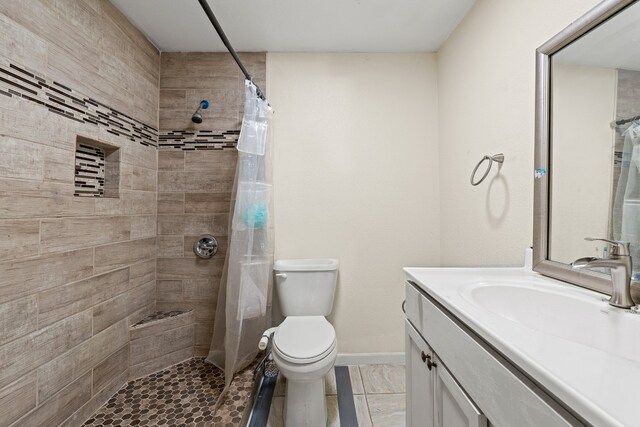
269 259 339 427
271 316 337 427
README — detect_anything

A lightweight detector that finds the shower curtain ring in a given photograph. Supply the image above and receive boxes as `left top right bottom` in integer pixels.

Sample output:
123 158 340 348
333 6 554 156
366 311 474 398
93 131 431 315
470 153 504 186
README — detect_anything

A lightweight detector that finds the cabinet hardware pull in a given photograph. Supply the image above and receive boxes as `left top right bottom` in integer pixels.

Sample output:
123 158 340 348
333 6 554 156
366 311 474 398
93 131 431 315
427 357 437 371
421 351 428 363
402 300 406 314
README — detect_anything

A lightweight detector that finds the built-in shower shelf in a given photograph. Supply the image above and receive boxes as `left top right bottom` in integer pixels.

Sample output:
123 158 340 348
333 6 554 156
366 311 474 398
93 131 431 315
131 310 192 327
74 135 120 198
128 310 195 380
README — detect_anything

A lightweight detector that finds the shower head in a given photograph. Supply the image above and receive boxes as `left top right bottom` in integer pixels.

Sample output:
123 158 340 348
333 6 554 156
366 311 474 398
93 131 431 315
191 99 209 124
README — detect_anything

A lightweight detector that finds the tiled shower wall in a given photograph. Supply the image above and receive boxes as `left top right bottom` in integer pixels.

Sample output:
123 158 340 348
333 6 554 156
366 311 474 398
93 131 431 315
0 1 160 426
157 52 266 356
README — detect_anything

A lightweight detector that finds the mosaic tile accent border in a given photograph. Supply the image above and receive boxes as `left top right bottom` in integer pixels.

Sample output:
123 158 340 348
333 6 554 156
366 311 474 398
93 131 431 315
159 130 240 150
132 310 190 327
0 57 158 148
74 143 106 197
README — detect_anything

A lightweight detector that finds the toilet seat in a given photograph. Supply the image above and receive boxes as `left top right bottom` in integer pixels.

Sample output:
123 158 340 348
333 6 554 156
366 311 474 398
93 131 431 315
273 316 337 364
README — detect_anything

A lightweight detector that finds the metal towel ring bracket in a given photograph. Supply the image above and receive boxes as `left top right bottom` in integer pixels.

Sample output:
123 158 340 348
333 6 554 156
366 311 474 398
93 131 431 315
470 153 505 186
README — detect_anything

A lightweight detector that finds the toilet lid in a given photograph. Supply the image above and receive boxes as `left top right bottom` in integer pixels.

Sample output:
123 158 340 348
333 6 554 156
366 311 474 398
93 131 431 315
273 316 336 363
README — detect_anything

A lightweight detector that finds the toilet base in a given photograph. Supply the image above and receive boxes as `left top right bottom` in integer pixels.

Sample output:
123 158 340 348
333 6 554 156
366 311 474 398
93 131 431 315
284 378 327 427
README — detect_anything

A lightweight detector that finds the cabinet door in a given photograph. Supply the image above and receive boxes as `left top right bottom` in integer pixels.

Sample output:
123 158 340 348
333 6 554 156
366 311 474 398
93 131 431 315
406 320 435 427
434 357 487 427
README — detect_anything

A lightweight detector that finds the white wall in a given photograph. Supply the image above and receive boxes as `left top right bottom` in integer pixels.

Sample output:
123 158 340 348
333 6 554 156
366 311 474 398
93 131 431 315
550 63 616 264
267 53 440 354
436 0 602 267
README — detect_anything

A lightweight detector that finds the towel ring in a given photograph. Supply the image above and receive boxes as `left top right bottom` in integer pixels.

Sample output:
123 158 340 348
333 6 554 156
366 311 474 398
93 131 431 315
470 153 504 186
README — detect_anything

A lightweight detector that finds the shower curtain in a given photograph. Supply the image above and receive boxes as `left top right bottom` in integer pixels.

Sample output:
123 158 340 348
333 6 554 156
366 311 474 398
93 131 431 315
207 80 274 401
612 120 640 279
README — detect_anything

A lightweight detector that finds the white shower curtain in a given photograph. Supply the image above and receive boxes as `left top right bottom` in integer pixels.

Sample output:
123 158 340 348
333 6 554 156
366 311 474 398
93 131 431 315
612 121 640 279
207 80 274 402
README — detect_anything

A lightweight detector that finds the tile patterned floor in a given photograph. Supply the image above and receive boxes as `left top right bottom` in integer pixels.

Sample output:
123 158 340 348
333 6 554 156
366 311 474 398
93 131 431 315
267 364 406 427
83 358 256 427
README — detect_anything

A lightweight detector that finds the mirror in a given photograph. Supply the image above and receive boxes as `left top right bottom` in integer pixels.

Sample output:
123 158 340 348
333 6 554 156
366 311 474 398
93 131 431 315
534 0 640 295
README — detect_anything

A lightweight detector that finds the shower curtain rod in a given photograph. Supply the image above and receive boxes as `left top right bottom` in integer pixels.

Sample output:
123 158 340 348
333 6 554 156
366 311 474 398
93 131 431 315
197 0 266 100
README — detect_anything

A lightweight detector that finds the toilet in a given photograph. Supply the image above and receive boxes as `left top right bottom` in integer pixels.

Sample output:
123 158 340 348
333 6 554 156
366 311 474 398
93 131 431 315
272 258 339 427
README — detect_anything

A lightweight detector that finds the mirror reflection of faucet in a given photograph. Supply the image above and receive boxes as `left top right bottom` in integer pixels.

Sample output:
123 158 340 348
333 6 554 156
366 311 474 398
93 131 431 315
571 238 636 309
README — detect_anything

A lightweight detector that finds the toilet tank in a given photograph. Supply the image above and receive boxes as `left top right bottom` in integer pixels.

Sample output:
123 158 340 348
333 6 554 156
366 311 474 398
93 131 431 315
274 259 339 316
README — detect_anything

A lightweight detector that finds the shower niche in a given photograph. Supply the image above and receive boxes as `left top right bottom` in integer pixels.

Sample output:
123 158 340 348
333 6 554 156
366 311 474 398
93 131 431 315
74 135 120 198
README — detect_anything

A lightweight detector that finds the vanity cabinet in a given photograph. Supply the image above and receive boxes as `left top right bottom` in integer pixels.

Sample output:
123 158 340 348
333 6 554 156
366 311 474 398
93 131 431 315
406 321 487 427
405 280 585 427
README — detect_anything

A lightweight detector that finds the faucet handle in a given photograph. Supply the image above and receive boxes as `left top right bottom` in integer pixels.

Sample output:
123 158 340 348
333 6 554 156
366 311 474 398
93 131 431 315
584 237 631 256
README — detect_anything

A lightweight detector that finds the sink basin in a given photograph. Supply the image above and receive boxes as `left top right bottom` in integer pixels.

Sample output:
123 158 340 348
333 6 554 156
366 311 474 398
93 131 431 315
461 281 640 360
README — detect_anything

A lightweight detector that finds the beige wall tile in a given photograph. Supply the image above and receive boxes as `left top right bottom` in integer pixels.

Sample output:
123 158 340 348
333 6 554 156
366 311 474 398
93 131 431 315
37 319 128 402
184 192 231 214
0 13 48 73
156 280 183 303
0 310 92 389
93 237 155 274
131 215 157 239
121 142 158 170
193 346 209 358
129 324 194 366
93 345 128 392
157 192 184 214
129 346 192 381
131 166 157 191
95 190 157 216
156 301 216 322
0 135 44 181
158 171 234 192
157 214 215 235
0 0 161 420
0 248 93 304
157 257 224 280
37 268 129 328
127 302 156 327
183 279 217 303
129 258 156 288
0 295 38 346
58 371 127 427
158 151 185 171
93 282 155 333
0 371 36 426
130 311 193 340
18 372 92 427
194 321 214 348
158 236 184 257
40 216 131 254
159 89 186 109
184 149 237 171
0 189 96 219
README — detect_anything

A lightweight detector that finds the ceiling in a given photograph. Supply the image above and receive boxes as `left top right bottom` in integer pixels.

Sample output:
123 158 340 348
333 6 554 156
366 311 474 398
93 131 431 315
110 0 475 53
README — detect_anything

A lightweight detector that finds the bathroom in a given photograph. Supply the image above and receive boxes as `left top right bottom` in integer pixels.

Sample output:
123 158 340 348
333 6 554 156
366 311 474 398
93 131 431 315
1 0 638 426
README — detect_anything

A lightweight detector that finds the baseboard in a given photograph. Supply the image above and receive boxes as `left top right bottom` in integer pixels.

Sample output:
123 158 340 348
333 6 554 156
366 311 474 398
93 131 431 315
336 352 405 366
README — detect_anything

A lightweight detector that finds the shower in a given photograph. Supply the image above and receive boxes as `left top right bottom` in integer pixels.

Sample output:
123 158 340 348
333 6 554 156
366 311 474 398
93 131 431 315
191 99 209 123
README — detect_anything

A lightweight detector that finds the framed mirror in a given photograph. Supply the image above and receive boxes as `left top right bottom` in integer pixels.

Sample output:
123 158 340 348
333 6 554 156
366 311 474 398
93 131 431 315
533 0 640 298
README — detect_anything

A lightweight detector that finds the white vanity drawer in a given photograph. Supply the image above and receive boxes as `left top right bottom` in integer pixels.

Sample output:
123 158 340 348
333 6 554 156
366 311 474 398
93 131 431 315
406 281 586 427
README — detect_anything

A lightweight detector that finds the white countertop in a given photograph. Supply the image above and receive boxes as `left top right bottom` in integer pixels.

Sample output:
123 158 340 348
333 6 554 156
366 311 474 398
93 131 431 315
404 260 640 427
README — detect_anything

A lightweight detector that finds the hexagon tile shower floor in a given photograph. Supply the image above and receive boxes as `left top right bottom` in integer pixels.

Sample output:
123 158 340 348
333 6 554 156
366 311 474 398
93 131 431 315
82 358 256 426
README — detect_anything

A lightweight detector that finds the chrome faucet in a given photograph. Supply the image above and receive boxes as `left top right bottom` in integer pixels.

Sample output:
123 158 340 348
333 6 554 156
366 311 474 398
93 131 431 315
571 238 635 309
